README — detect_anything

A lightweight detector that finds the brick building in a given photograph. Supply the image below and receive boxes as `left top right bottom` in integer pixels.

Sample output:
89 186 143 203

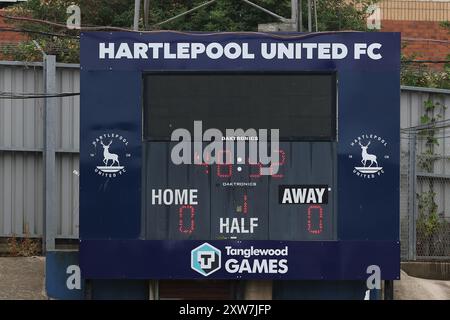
0 11 27 41
377 0 450 68
0 1 28 60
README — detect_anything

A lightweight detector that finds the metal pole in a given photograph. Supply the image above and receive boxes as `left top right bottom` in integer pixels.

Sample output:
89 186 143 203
307 0 312 32
291 0 298 30
144 0 150 29
299 0 303 32
242 0 290 23
155 0 218 27
408 132 417 260
133 0 141 31
384 280 394 300
314 0 318 32
44 54 57 252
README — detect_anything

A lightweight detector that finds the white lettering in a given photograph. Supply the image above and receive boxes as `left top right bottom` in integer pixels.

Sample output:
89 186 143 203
191 43 205 59
368 43 382 60
177 43 190 59
206 43 223 59
152 189 198 205
333 43 348 59
115 43 133 59
148 43 163 58
99 43 114 59
303 43 318 59
261 43 276 59
164 43 176 59
354 43 367 59
219 218 259 234
134 43 148 59
225 259 289 274
224 42 241 59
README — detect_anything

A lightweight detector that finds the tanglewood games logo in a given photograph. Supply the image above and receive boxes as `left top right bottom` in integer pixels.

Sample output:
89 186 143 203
191 243 221 277
349 134 390 179
91 133 131 178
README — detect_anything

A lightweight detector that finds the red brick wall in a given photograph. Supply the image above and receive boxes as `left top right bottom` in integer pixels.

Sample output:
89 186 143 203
0 10 27 43
0 10 28 60
381 20 449 69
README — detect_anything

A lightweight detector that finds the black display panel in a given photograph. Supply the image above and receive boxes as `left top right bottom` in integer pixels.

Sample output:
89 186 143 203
143 73 336 141
142 72 337 241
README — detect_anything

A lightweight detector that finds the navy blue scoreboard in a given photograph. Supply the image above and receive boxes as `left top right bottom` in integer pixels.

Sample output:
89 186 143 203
80 32 400 280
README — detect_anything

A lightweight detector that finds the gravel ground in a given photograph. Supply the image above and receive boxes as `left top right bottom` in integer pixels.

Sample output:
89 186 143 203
0 257 448 300
395 270 450 300
0 256 47 300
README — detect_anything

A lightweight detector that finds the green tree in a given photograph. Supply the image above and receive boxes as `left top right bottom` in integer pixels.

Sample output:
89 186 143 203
147 0 377 32
315 0 378 31
2 0 378 63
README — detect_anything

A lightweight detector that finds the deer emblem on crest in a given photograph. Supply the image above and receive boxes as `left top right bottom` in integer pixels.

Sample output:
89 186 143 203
358 141 378 167
100 140 120 167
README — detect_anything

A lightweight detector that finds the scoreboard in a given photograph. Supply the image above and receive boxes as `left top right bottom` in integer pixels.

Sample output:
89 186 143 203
79 32 401 281
143 73 337 241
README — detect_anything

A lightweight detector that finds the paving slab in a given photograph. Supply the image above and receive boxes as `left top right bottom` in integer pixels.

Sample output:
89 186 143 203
0 256 47 300
395 270 450 300
0 257 449 300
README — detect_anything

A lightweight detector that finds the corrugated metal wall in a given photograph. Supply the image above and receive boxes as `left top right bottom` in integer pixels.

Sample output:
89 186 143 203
0 61 79 238
1 61 449 240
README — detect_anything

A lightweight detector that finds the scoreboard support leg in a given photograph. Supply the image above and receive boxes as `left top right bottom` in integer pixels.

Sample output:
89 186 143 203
85 280 149 300
384 280 394 300
149 280 159 300
273 281 372 299
84 279 92 300
244 281 273 300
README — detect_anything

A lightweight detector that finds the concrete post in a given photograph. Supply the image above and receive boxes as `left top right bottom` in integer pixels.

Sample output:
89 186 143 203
144 0 150 29
299 0 303 32
307 0 312 32
44 55 57 252
408 133 417 260
291 0 298 28
134 0 141 31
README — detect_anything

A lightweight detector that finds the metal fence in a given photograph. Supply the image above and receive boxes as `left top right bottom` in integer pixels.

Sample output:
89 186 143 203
401 86 450 260
1 61 449 260
0 61 79 239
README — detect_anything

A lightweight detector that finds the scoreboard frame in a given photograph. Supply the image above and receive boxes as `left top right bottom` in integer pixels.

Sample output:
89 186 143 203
79 31 401 280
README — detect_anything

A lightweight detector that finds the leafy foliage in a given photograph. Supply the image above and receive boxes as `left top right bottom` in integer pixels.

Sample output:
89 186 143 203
401 49 450 90
417 190 439 238
315 0 378 31
7 225 41 257
4 1 447 89
417 99 446 172
2 0 377 63
416 99 447 256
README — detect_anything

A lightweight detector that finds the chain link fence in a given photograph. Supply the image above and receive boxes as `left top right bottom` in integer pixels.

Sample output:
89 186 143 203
401 87 450 261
